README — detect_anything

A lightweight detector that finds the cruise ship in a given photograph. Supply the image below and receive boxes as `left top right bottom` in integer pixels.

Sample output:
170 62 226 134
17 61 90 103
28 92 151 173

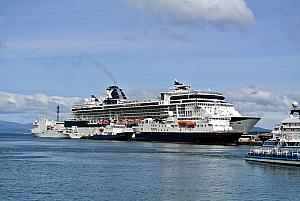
64 80 260 135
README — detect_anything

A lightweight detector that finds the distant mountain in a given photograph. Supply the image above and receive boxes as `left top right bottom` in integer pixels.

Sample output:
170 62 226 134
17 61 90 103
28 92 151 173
0 120 32 134
249 127 272 134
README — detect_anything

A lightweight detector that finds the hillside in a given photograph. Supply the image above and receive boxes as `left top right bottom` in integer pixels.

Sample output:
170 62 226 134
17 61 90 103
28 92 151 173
249 127 272 134
0 120 32 134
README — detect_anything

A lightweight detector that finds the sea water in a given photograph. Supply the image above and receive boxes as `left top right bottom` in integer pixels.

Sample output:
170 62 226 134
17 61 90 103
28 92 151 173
1 133 300 201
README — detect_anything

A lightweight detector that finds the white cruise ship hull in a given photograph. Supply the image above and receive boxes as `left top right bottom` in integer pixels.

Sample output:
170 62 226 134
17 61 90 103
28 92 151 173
230 116 261 134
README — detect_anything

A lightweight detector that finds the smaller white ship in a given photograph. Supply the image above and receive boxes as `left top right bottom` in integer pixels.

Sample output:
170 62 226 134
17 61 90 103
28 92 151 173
31 105 69 138
132 111 242 145
31 117 69 138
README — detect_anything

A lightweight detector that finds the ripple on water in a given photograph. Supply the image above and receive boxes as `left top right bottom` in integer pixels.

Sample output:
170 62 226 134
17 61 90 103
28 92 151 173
1 133 300 201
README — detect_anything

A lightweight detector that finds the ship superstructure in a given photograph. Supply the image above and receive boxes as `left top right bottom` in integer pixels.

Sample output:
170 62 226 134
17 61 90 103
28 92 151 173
263 101 300 147
65 80 260 134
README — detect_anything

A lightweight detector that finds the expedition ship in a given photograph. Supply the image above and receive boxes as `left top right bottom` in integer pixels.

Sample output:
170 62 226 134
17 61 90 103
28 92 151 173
133 112 242 145
64 80 260 136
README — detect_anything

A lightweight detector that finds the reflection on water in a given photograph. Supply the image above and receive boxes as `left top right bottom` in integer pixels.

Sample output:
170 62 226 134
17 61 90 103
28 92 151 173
1 133 300 201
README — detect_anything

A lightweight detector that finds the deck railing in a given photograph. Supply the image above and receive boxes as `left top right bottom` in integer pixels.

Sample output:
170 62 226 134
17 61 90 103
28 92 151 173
247 147 300 161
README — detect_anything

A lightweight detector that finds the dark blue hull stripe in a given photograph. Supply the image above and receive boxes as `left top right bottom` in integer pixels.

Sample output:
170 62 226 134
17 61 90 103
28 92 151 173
134 132 241 145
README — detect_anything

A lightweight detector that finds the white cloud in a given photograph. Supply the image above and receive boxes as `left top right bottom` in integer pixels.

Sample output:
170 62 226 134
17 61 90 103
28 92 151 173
125 0 255 28
0 91 82 123
225 86 300 128
225 86 290 109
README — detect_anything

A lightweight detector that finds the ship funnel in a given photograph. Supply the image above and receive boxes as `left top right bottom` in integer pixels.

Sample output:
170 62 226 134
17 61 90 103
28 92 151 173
104 86 127 105
56 105 60 122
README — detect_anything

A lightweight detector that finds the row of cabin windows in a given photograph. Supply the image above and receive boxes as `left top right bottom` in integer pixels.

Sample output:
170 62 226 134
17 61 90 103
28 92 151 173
287 142 300 146
170 94 225 100
74 104 231 114
151 124 210 128
282 123 300 126
282 128 300 131
74 105 229 115
77 113 162 118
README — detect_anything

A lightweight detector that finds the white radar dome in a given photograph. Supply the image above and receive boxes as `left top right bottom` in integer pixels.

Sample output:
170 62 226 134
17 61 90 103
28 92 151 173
292 101 298 108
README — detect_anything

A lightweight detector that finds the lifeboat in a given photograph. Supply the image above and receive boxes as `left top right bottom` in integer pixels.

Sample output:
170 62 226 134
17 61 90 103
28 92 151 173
98 119 110 125
46 125 54 130
127 119 135 123
186 121 196 127
178 120 187 127
99 127 105 133
134 119 142 123
117 119 126 124
103 120 109 125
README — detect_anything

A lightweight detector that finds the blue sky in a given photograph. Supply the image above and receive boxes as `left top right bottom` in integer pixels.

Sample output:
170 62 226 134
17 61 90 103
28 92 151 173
0 0 300 127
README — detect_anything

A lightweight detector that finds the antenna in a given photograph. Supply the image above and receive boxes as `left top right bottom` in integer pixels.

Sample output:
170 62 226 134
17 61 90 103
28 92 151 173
56 105 60 122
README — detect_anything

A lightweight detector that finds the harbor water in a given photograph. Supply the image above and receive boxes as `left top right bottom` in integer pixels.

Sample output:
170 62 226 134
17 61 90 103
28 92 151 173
1 133 300 201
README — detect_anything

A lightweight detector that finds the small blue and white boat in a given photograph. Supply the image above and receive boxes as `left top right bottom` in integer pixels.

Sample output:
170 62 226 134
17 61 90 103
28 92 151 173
245 101 300 166
245 146 300 166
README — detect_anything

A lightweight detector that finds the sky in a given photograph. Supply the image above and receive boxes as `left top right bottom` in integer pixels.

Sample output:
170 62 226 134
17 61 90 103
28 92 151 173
0 0 300 128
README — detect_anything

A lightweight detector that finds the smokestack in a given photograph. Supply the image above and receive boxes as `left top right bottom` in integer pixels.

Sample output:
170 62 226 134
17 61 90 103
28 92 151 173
56 105 60 122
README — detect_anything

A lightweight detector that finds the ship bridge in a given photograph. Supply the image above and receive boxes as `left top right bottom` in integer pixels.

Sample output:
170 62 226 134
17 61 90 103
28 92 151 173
160 80 225 104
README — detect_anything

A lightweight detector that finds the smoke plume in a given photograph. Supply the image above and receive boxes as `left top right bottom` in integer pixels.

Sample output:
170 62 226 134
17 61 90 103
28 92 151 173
79 54 117 86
